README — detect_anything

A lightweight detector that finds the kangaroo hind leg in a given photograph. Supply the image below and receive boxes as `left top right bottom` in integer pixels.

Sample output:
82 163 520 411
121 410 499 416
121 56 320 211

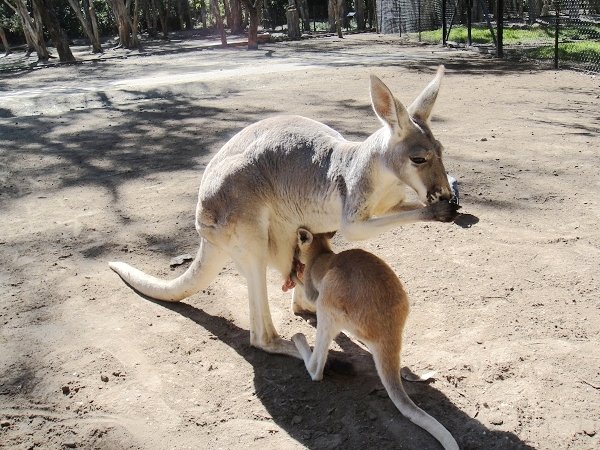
231 228 301 359
292 304 340 381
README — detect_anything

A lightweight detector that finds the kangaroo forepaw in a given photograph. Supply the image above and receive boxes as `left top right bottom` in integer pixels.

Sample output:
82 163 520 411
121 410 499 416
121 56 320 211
428 201 461 223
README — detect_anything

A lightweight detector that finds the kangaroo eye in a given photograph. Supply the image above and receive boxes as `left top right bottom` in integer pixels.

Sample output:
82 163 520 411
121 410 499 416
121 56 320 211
410 156 427 165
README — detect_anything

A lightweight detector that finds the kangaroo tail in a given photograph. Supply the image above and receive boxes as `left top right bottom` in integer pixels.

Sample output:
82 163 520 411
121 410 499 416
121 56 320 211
372 348 459 450
109 238 228 302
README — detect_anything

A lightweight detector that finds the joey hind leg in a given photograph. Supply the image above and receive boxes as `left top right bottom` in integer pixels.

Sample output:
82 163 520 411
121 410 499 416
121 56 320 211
292 308 339 381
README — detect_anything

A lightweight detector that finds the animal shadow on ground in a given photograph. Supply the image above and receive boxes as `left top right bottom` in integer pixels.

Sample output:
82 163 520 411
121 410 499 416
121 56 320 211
152 300 535 450
454 213 479 229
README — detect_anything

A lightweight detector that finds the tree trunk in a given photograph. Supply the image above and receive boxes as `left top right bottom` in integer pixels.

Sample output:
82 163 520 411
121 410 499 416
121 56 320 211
328 0 335 32
154 0 168 38
334 0 343 38
211 0 228 47
107 0 135 48
355 0 365 30
176 0 192 29
223 0 232 29
67 0 103 53
200 0 207 28
87 0 102 50
142 0 156 37
230 0 243 33
33 0 76 62
4 0 50 60
131 0 140 47
294 0 309 31
0 27 9 55
243 0 260 50
286 1 300 39
22 26 36 55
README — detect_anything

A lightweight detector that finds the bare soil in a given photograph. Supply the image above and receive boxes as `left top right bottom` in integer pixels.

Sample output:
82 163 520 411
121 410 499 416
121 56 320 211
1 34 599 450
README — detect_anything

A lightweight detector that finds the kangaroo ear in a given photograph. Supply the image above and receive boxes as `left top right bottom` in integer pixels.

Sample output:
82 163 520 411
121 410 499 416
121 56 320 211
408 65 445 123
370 75 411 133
297 228 313 246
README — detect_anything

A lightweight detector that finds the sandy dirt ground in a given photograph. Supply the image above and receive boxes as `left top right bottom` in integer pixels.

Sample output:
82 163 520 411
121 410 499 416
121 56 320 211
1 33 599 450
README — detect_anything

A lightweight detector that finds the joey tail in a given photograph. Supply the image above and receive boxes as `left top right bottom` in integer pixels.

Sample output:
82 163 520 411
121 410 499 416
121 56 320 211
371 347 459 450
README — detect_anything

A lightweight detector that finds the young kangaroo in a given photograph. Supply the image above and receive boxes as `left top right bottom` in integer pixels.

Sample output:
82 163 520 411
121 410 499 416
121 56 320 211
291 229 458 450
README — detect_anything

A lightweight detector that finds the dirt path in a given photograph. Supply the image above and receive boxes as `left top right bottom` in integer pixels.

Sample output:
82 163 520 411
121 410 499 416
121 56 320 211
1 34 599 449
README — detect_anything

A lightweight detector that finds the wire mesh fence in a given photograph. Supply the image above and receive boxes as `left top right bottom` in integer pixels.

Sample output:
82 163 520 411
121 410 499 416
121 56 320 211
376 0 600 72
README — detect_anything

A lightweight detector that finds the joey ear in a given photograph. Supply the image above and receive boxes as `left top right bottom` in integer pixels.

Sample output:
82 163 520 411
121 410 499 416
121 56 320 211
407 65 445 123
297 228 313 246
324 231 336 240
370 75 411 133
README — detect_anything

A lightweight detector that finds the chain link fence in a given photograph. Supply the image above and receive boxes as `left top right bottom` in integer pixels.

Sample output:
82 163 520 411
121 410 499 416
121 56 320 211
376 0 600 72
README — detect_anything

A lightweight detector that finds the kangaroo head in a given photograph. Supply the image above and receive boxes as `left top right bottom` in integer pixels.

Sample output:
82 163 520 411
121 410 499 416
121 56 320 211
370 67 452 204
296 228 334 264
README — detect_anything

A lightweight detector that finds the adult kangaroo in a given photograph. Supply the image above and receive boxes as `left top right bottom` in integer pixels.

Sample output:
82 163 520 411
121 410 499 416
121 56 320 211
109 66 459 358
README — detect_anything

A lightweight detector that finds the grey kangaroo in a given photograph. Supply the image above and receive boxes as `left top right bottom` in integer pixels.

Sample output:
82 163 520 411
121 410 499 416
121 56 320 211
109 66 459 358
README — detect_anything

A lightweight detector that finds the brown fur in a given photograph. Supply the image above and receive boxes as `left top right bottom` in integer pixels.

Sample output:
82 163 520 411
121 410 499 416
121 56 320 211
291 229 458 450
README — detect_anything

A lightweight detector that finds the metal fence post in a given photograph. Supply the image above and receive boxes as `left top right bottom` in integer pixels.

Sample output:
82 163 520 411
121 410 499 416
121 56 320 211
442 0 447 45
467 0 472 46
554 0 560 69
418 0 421 42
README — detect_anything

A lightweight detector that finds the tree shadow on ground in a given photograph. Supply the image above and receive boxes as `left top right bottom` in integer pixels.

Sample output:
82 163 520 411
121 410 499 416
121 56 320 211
153 300 535 450
273 39 543 75
0 90 275 209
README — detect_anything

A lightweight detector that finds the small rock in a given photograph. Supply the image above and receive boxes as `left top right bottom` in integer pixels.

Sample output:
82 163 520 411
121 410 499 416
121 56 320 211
489 415 504 425
112 371 121 377
481 137 488 142
292 415 303 425
583 428 596 437
100 374 109 383
170 254 194 268
64 443 77 448
61 386 70 395
1 420 10 427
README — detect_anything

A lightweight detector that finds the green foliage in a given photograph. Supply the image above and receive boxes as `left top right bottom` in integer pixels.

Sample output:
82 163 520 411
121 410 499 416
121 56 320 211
54 0 81 37
418 25 600 45
417 24 600 67
0 4 20 33
90 0 118 36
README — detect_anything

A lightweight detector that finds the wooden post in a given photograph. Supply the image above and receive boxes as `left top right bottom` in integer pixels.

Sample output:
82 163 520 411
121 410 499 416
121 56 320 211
286 0 301 39
497 0 504 57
